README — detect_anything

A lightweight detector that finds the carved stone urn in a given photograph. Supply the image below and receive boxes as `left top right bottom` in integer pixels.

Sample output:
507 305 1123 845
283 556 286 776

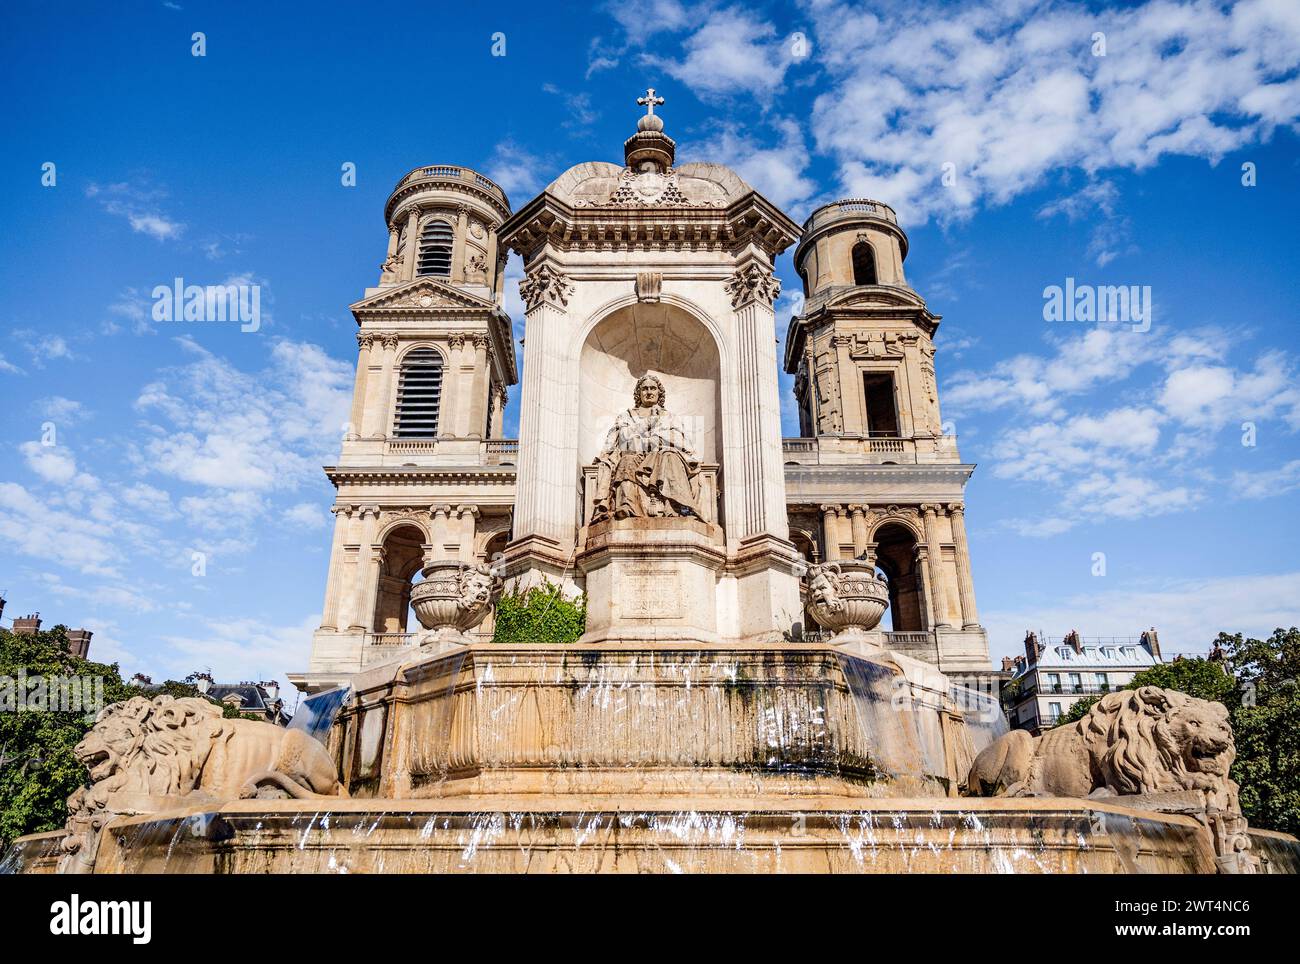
805 559 890 641
410 560 503 645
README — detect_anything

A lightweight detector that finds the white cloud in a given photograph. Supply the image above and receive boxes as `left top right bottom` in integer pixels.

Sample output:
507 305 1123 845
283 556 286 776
86 181 183 241
133 337 351 498
0 482 122 577
12 329 76 367
34 396 88 423
19 441 79 485
683 117 818 211
157 613 319 682
484 140 546 200
645 7 797 101
984 570 1300 662
1232 459 1300 499
798 0 1300 224
283 502 328 528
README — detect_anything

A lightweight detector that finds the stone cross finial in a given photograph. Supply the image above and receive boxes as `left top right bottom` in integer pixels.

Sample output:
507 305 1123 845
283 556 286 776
637 88 664 116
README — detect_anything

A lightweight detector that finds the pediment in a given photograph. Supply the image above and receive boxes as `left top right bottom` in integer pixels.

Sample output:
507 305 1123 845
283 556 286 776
350 279 496 317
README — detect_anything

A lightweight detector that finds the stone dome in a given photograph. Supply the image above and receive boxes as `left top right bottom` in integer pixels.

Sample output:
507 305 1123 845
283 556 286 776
543 160 755 208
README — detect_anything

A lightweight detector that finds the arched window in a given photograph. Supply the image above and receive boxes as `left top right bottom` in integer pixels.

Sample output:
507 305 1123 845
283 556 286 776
392 348 443 437
416 219 454 277
852 241 877 286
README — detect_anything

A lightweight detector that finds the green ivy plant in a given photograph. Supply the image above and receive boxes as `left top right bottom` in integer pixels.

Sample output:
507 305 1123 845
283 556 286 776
492 581 587 644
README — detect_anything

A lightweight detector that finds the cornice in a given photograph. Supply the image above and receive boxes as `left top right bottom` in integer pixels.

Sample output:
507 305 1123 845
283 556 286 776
498 187 801 260
325 465 518 487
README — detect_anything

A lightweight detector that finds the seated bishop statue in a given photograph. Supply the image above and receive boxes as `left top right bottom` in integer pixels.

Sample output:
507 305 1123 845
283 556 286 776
592 373 704 521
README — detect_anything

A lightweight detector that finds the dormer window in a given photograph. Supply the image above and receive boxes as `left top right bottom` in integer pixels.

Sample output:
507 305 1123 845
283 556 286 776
852 241 878 285
1057 646 1072 659
417 219 454 277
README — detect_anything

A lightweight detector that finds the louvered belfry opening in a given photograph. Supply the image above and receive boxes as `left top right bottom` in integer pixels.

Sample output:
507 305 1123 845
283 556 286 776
416 219 454 277
393 348 443 437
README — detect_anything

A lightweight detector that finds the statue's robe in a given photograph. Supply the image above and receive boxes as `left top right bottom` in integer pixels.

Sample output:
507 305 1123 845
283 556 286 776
595 405 702 519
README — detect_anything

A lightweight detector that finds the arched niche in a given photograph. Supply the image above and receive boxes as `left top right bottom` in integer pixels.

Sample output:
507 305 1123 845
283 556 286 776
577 302 722 471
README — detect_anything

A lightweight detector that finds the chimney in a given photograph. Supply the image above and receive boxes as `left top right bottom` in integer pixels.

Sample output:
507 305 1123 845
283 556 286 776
1023 631 1040 665
1064 630 1082 654
1141 627 1162 661
66 628 93 659
12 613 41 635
1001 656 1016 673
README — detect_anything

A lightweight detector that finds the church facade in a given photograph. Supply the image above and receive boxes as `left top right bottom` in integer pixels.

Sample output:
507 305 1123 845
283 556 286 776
292 95 992 694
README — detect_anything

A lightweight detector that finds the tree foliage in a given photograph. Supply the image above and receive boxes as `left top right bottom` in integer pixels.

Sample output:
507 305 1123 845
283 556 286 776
1128 657 1237 705
492 581 587 644
0 626 138 849
1217 628 1300 836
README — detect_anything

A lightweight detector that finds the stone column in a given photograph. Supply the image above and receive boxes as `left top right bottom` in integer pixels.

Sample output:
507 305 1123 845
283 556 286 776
446 332 470 438
401 208 420 282
347 333 372 440
727 262 792 541
431 504 452 560
485 225 500 292
385 225 399 260
921 504 952 628
348 505 381 631
467 333 489 438
456 504 479 562
512 265 578 553
820 504 842 562
913 543 933 629
452 204 469 281
319 504 352 630
947 502 981 628
490 385 506 439
367 333 399 439
849 505 869 557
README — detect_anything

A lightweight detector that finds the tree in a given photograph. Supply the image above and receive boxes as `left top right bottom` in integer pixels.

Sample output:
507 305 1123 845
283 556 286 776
1054 695 1100 726
0 625 139 849
1127 657 1237 706
492 581 587 644
1217 628 1300 836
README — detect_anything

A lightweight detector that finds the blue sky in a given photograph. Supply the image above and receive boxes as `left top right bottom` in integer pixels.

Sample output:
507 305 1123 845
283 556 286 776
2 0 1298 692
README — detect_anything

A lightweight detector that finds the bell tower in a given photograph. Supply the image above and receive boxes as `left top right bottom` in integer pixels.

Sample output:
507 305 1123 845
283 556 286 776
294 165 518 693
783 199 991 678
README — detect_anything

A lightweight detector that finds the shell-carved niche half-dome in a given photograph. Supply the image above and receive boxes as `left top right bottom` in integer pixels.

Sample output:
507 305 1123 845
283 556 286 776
544 160 752 210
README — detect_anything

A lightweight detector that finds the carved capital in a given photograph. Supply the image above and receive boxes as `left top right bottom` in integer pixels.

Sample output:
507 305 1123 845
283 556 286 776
380 332 399 350
448 332 467 350
946 502 965 515
357 332 375 351
724 263 781 309
519 263 573 311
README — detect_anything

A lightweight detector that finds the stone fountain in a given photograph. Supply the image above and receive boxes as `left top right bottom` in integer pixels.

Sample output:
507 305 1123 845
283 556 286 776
5 542 1295 875
4 93 1297 874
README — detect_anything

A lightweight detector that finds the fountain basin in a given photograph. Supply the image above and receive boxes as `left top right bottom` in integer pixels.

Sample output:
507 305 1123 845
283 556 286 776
5 797 1235 874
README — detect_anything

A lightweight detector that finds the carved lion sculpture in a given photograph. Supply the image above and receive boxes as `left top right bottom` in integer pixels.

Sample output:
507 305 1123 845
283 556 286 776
59 694 346 873
964 686 1235 798
963 686 1255 871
